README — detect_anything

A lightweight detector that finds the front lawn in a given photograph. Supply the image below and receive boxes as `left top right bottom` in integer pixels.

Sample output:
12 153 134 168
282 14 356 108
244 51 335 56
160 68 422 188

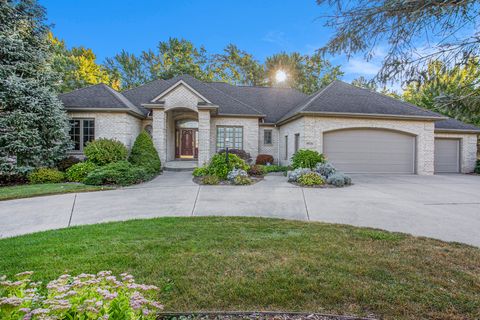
1 217 479 319
0 183 111 201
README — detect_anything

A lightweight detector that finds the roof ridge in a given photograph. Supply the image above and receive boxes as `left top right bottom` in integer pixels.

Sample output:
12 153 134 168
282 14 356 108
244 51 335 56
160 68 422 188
203 81 264 115
207 80 304 92
102 85 145 116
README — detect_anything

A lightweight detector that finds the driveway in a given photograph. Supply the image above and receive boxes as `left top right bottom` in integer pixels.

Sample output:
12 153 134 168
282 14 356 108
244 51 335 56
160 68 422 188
1 173 479 246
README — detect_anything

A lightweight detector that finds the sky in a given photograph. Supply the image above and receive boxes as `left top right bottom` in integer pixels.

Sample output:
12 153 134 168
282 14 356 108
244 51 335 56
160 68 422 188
40 0 385 84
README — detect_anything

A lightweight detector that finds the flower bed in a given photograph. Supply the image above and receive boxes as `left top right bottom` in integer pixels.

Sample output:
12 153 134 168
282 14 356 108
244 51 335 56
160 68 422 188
287 162 353 188
0 271 163 319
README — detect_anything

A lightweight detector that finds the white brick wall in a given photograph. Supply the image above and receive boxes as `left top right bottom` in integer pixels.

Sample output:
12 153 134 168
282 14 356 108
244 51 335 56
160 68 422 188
279 118 305 166
152 109 167 165
163 85 202 111
258 125 279 164
210 117 259 161
198 110 211 165
434 132 478 173
67 111 142 150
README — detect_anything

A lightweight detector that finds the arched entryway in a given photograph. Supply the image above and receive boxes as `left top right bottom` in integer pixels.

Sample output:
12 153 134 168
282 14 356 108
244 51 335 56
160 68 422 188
175 119 198 159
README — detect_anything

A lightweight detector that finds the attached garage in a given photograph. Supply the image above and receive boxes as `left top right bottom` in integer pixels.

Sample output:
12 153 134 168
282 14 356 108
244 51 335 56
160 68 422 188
323 128 416 174
434 138 460 173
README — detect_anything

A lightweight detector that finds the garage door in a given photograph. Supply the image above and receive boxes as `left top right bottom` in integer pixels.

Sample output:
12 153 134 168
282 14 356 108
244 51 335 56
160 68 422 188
434 138 460 173
323 129 415 173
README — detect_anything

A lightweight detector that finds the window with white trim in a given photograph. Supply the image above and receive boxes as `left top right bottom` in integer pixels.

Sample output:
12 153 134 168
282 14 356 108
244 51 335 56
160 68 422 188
216 126 243 150
284 135 288 160
69 119 95 152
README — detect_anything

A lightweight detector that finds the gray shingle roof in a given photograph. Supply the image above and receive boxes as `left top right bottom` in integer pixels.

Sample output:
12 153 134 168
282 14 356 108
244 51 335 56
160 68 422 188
278 81 444 121
59 77 479 132
124 75 264 116
435 118 480 132
59 83 145 116
208 82 307 122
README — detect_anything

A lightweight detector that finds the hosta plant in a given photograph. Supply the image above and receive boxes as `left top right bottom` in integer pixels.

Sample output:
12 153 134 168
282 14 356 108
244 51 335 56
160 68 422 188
227 168 248 182
314 162 336 178
0 271 163 320
286 168 311 182
327 172 352 187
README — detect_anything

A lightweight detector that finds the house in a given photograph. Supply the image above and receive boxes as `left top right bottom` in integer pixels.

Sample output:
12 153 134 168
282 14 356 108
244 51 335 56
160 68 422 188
59 74 480 174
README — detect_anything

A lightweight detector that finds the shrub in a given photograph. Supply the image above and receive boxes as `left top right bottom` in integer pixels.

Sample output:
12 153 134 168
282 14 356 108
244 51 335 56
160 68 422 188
315 162 336 178
227 168 249 182
208 153 249 180
326 172 351 187
0 172 29 186
0 271 162 320
475 159 480 174
84 161 151 186
129 130 161 173
233 175 252 185
298 172 325 186
193 166 209 177
263 165 290 173
66 162 97 182
287 168 312 182
201 175 219 185
248 164 265 176
84 138 128 166
256 154 274 165
28 168 65 184
291 149 325 169
57 156 81 171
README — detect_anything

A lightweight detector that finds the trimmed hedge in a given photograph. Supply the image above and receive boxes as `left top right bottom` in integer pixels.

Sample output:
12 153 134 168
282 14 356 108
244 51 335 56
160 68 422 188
84 139 128 166
66 162 97 182
129 131 161 174
28 168 65 184
84 161 151 186
291 149 325 169
256 154 274 165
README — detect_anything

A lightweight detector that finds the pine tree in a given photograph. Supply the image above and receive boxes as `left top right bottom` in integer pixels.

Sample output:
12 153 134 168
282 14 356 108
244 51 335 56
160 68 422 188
0 0 71 176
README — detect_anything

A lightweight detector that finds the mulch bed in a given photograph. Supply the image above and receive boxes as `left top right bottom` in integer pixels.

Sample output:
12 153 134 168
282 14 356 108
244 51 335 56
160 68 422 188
157 311 376 320
193 176 264 186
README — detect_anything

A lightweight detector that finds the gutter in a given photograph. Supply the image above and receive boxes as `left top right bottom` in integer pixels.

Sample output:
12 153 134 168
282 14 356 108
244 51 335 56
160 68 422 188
434 129 480 134
276 111 447 126
65 107 146 119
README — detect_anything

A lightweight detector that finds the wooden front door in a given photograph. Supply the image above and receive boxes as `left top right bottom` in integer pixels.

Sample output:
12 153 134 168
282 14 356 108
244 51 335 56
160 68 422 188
180 129 195 157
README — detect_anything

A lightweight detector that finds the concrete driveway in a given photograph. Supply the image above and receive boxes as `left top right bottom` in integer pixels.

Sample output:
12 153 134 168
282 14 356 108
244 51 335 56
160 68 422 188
1 172 479 246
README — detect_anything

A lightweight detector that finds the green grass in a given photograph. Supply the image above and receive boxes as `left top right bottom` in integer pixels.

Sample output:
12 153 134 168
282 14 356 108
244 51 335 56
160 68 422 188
1 217 479 319
0 183 111 201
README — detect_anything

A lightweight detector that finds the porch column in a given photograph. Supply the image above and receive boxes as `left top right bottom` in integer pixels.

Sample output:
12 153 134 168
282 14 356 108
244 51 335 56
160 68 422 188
198 110 211 166
152 109 167 166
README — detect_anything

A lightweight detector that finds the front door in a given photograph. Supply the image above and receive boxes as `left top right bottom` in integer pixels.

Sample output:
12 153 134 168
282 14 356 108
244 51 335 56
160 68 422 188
180 129 195 158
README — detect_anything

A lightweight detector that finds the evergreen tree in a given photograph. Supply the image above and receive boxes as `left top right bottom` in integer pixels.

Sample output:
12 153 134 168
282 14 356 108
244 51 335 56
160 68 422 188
0 0 71 175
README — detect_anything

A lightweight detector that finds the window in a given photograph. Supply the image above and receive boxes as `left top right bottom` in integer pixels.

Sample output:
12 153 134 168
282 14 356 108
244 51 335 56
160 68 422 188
264 129 272 145
294 133 300 153
216 126 243 150
284 135 288 160
69 119 95 152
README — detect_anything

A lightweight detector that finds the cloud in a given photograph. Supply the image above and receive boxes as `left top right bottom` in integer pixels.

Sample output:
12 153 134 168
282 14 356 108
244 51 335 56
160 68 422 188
344 58 381 76
262 31 289 47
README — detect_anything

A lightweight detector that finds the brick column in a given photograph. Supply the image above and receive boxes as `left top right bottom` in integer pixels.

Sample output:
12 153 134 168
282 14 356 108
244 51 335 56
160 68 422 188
152 109 167 166
198 110 211 166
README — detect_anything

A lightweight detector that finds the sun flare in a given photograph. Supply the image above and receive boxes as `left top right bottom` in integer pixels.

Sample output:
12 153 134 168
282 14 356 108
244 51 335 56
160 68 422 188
275 70 287 83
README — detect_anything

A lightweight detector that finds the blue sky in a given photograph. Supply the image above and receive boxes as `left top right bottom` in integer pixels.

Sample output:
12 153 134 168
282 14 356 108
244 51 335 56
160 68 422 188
41 0 383 83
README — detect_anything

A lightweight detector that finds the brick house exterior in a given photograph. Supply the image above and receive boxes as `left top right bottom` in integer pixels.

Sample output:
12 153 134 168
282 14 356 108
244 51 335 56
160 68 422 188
59 75 479 174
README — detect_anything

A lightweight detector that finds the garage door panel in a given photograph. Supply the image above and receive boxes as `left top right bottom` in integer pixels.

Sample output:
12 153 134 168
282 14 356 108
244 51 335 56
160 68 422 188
324 129 415 174
434 139 460 173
